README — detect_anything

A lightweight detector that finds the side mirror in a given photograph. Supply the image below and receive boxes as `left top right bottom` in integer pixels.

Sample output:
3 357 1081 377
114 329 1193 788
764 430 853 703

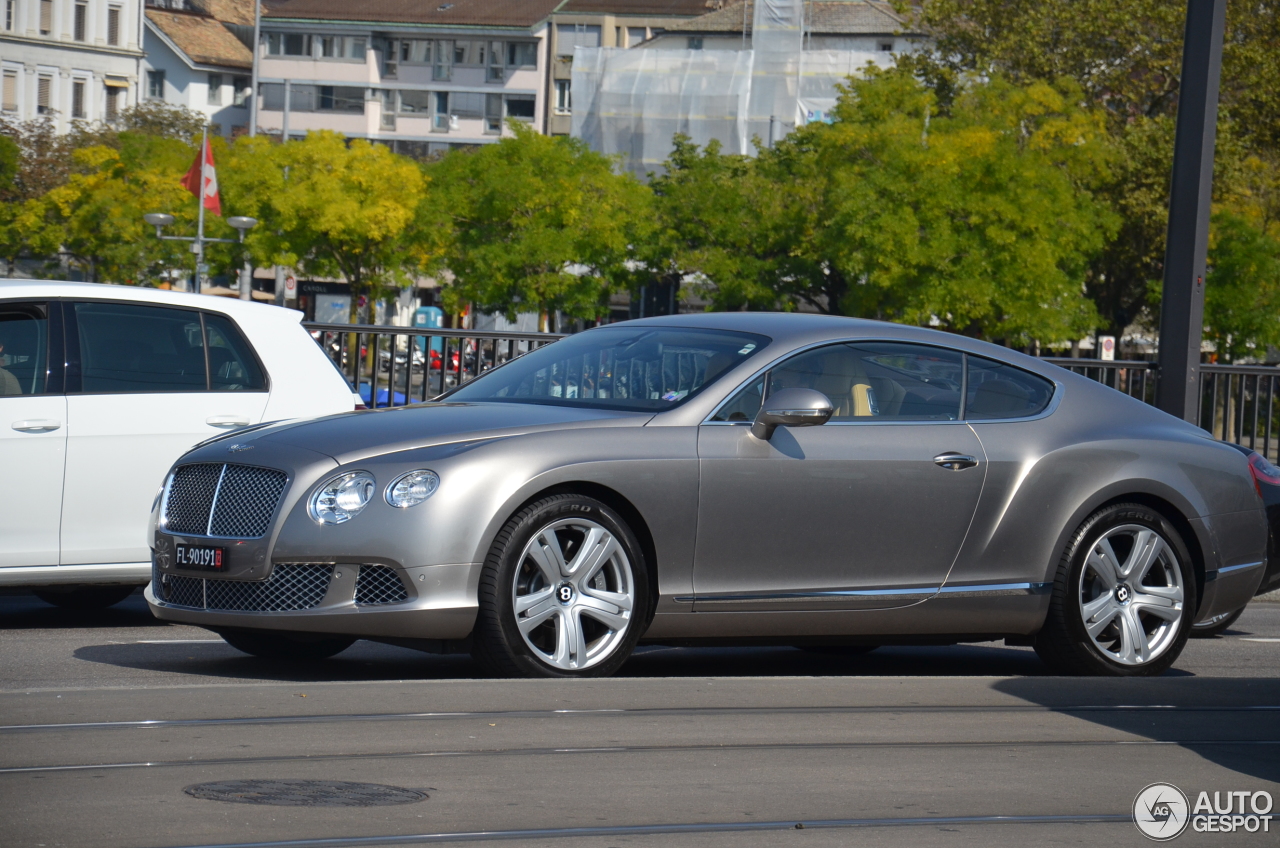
751 387 833 440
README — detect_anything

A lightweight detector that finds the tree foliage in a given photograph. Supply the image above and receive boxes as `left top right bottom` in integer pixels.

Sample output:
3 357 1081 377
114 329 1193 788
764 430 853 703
426 122 651 330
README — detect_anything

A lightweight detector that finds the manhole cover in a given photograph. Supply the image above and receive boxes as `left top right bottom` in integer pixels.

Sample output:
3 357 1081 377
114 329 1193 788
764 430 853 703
184 779 428 807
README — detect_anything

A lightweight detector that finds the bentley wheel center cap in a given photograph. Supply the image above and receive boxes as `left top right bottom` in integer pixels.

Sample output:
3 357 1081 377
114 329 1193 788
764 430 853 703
1116 585 1131 604
556 583 575 604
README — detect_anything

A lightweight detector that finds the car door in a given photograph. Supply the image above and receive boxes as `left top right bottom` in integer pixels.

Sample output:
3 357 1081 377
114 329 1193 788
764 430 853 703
0 300 65 568
60 301 270 566
693 341 986 610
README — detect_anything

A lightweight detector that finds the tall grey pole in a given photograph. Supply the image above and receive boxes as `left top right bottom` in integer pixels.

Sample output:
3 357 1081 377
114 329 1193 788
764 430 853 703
248 0 260 136
1155 0 1226 423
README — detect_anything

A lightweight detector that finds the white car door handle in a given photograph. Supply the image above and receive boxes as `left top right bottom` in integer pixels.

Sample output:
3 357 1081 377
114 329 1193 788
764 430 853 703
12 419 62 432
206 415 252 428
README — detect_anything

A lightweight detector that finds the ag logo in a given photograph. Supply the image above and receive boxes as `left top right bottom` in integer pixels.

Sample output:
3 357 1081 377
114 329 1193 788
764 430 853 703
1134 783 1190 840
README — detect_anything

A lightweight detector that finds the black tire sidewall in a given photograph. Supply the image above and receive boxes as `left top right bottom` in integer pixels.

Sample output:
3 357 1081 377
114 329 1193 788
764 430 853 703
477 495 649 678
1051 504 1196 676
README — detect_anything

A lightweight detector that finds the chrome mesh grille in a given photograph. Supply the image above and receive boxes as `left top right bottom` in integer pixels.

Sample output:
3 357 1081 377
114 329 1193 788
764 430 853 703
355 565 409 605
163 462 287 538
209 465 288 538
163 464 222 535
153 564 332 612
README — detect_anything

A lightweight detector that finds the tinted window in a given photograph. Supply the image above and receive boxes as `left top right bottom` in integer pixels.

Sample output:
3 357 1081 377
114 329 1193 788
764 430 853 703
75 302 205 393
710 374 764 422
205 313 266 391
0 304 49 396
446 327 769 412
757 342 963 421
965 355 1054 419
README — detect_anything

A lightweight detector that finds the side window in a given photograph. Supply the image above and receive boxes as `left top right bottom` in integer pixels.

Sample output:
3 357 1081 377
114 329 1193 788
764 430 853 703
768 342 963 421
711 375 764 422
74 302 206 393
0 303 50 396
965 355 1054 419
204 313 266 391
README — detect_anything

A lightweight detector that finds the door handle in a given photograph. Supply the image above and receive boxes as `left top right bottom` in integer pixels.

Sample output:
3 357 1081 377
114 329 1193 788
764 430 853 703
12 419 62 432
206 415 251 428
934 452 978 470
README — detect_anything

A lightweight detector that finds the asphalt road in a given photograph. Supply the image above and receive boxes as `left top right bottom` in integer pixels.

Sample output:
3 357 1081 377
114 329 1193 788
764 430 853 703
2 590 1279 848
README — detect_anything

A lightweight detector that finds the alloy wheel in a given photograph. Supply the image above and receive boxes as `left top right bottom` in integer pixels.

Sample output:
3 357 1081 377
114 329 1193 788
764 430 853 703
1077 524 1185 666
511 517 635 671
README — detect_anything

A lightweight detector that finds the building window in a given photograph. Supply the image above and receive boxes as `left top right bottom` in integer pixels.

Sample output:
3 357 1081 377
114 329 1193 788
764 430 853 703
36 74 51 114
877 40 893 52
432 90 448 130
687 37 703 50
2 70 17 112
207 73 221 105
487 40 503 82
71 79 85 117
484 92 501 133
232 75 249 106
147 69 164 99
318 35 363 59
554 79 570 115
73 2 87 40
433 40 451 80
556 24 600 58
506 41 536 67
3 0 14 32
316 85 363 113
107 5 121 45
105 86 120 119
39 0 51 34
627 27 647 47
270 32 312 56
398 89 430 113
505 95 535 122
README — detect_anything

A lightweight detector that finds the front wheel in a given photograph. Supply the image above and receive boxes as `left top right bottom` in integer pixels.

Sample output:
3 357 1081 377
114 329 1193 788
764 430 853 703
219 629 355 661
471 495 649 678
1190 606 1245 638
1035 503 1195 676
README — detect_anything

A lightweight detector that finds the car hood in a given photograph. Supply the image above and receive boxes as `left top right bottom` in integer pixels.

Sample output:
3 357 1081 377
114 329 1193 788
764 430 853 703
253 402 653 465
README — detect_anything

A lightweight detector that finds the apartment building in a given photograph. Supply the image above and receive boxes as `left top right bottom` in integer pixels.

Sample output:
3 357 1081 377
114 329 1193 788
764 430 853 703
543 0 716 136
141 0 253 136
1 0 144 127
254 0 560 155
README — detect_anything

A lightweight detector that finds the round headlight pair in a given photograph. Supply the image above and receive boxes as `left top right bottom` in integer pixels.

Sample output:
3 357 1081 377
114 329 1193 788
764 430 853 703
309 469 439 525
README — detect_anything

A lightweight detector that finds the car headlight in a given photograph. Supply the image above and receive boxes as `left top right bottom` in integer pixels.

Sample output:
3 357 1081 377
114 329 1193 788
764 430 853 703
385 469 440 508
309 471 376 525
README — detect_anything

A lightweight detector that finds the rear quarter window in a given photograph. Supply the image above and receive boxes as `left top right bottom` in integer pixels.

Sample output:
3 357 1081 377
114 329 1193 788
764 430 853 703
965 356 1055 419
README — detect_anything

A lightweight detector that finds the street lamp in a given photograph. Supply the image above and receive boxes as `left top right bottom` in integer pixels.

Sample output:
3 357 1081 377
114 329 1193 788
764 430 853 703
145 212 257 298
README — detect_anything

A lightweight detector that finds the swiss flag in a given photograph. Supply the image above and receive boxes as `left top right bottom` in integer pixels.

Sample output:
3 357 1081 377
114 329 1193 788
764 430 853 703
181 138 222 216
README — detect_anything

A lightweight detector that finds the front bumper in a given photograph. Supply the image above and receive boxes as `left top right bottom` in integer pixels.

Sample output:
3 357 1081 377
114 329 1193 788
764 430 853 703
145 560 480 640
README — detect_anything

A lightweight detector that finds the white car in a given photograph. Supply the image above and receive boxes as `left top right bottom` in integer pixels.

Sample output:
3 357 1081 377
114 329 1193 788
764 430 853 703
0 281 357 608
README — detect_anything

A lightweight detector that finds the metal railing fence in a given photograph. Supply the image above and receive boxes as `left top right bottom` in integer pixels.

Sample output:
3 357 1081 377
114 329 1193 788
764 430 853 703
1045 358 1280 461
302 323 565 408
303 326 1280 459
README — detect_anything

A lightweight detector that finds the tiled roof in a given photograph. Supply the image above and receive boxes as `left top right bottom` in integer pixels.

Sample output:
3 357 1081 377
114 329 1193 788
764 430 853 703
196 0 255 27
147 9 254 68
261 0 563 28
557 0 721 15
668 0 918 34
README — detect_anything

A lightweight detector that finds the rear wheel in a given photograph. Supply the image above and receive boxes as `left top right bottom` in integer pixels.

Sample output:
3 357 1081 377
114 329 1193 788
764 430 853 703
1035 503 1195 676
1190 606 1245 638
472 494 648 678
33 585 137 610
219 630 355 661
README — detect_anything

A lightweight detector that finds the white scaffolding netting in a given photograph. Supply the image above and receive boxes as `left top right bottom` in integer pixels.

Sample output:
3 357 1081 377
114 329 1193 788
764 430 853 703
571 0 893 178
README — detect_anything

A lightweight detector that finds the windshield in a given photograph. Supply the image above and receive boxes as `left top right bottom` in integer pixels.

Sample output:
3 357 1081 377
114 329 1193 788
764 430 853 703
444 326 771 412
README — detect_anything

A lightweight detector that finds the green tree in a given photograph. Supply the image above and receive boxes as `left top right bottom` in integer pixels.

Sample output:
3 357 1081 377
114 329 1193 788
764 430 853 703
657 70 1114 345
427 122 651 330
220 131 429 322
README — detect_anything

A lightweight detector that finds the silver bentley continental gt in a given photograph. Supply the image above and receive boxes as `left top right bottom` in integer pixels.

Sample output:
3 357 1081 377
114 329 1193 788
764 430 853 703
145 314 1269 677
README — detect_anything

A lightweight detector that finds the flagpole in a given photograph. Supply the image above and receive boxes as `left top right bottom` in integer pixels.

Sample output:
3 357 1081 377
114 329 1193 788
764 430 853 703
195 126 207 294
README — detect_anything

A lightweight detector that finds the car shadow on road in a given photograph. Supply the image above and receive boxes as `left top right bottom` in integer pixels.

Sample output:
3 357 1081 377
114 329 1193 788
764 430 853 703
0 589 162 630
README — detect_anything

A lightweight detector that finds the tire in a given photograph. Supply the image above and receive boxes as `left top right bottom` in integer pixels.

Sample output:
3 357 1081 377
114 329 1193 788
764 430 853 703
33 585 137 610
219 629 356 661
796 645 879 656
1035 503 1196 676
471 494 649 678
1190 606 1245 638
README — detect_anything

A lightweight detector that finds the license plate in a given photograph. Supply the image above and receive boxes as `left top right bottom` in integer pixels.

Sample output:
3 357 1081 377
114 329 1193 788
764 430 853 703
175 543 226 571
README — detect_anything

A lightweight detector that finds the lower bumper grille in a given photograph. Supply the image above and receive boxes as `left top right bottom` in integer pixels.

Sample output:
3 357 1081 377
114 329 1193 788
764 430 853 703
354 565 410 605
153 563 333 612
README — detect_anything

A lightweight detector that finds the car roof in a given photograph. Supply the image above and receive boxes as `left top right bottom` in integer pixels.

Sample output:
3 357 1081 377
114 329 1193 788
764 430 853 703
0 279 299 323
